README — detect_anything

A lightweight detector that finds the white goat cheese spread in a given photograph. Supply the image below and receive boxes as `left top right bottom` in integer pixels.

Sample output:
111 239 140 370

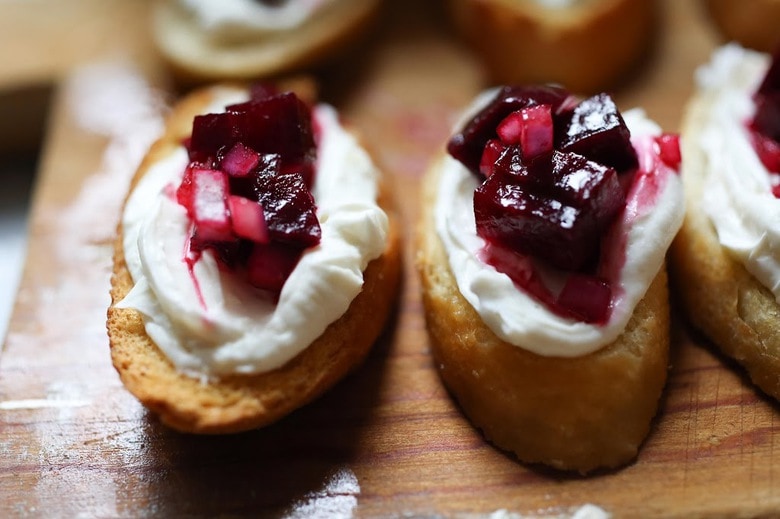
178 0 334 41
435 89 684 357
117 86 388 376
694 44 780 299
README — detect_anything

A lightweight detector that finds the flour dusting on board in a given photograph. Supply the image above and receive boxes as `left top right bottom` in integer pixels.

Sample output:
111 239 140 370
62 60 168 253
284 467 360 518
490 503 611 519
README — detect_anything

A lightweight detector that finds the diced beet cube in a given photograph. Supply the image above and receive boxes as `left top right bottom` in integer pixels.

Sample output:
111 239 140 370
753 92 780 142
653 133 682 170
556 93 638 173
480 139 507 177
492 144 525 180
188 112 240 163
474 173 599 270
246 242 303 293
492 146 552 190
189 234 246 269
230 92 314 159
228 153 281 200
550 151 625 230
228 195 269 243
749 127 780 174
221 142 260 177
497 105 554 160
280 156 316 189
189 92 314 166
257 172 321 247
757 47 780 95
448 85 571 175
556 274 612 324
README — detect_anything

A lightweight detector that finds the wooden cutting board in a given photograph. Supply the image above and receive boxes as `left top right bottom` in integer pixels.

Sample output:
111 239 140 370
2 0 779 516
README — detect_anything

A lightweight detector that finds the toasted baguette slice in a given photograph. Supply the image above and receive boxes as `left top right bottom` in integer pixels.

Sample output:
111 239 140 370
670 75 780 401
152 0 381 85
417 155 670 474
705 0 780 54
107 85 401 434
448 0 656 94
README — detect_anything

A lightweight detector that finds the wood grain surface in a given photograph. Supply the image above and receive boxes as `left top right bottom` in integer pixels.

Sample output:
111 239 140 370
1 0 779 517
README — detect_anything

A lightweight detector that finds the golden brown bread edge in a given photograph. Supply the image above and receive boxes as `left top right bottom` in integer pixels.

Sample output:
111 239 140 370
705 0 780 54
669 86 780 402
152 0 381 86
416 155 670 474
106 85 402 434
448 0 657 95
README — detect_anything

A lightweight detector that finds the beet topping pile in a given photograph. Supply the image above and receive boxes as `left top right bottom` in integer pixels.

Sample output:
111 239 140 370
749 47 780 189
448 85 680 324
175 84 321 296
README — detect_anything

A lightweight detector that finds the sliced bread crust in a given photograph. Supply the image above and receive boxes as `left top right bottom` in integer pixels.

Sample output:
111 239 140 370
152 0 381 85
417 155 670 473
670 88 780 401
107 85 401 434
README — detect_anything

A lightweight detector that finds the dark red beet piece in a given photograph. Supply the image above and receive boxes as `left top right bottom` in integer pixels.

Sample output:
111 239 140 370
451 85 649 323
246 242 303 293
448 85 571 175
280 157 316 189
749 50 780 177
226 152 280 199
474 150 624 271
189 92 314 168
480 139 507 177
256 171 321 246
753 91 780 142
474 173 600 271
556 274 612 324
550 151 624 229
189 236 247 269
757 46 780 95
492 147 551 190
492 144 528 182
556 93 638 173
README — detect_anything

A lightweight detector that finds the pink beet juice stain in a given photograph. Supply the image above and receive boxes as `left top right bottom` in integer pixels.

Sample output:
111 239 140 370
183 230 208 312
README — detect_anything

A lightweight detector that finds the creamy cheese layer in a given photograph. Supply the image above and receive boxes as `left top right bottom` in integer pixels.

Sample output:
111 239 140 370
434 90 684 357
178 0 334 41
694 44 780 299
117 87 388 376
